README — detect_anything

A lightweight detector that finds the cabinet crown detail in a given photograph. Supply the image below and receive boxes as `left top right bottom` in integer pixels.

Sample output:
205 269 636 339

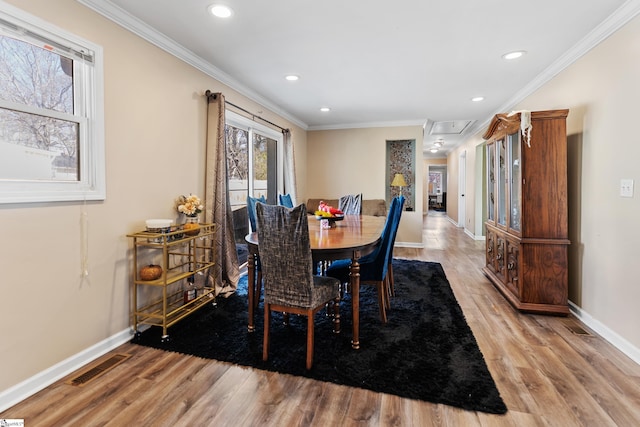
482 109 569 142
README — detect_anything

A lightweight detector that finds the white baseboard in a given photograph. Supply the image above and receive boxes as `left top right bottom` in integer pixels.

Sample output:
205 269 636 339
569 301 640 365
0 328 132 413
395 241 424 249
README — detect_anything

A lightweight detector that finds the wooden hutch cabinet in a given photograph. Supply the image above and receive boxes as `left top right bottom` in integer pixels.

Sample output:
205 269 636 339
482 109 570 315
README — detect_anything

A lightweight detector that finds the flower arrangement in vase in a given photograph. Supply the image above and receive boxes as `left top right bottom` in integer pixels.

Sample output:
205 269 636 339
176 194 203 236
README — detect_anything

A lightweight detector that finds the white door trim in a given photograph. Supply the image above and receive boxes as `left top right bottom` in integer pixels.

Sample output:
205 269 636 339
458 150 466 229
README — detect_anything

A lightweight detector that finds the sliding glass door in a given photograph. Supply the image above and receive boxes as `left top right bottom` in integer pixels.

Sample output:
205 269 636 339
225 111 282 247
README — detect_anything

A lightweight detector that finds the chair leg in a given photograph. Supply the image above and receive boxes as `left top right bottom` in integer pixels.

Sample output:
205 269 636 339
263 304 271 362
388 262 396 297
333 296 341 334
376 281 388 323
306 310 314 370
384 276 391 310
254 270 262 309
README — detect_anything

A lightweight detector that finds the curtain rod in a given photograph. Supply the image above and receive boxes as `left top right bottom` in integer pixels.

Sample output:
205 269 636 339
205 90 289 133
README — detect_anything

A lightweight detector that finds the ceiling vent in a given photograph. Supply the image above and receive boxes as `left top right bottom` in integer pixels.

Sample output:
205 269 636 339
429 120 473 135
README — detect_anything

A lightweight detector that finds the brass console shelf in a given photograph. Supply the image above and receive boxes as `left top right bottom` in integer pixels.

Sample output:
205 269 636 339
128 223 216 341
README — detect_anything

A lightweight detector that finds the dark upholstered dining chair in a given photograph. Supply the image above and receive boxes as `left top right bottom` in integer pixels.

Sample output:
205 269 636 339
247 195 266 233
256 202 341 370
385 195 405 297
247 195 266 308
278 193 294 208
325 196 403 323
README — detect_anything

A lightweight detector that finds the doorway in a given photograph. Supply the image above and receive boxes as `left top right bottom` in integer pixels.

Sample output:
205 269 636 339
427 165 447 212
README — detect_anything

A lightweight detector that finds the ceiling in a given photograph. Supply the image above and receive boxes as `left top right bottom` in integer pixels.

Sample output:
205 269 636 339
79 0 635 157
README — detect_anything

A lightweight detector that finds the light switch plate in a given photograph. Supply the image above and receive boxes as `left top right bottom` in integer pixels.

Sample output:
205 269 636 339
620 179 634 197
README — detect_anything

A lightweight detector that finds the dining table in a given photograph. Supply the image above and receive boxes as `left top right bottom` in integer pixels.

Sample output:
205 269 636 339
244 214 386 349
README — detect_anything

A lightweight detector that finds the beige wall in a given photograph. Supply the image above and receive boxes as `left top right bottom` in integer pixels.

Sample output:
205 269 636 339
452 15 640 351
0 0 306 393
307 126 424 245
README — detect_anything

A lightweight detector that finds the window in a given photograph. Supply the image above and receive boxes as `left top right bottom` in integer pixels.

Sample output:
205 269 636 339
0 3 104 203
225 110 282 210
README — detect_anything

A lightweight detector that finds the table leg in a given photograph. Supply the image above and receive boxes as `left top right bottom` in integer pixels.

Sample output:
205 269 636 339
350 251 361 349
247 251 256 332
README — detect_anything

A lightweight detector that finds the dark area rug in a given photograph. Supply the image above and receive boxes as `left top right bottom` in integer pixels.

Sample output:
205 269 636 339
132 259 507 414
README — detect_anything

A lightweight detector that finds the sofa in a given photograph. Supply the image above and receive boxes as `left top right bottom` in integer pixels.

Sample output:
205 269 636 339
306 198 388 217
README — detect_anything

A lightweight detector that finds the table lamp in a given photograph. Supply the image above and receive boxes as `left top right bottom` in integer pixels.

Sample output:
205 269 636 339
391 173 407 196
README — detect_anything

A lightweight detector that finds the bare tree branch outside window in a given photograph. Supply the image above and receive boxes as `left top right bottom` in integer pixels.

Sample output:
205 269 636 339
0 34 79 181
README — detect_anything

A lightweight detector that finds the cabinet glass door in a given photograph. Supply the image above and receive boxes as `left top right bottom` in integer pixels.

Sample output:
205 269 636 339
497 138 507 226
508 132 521 232
486 142 495 222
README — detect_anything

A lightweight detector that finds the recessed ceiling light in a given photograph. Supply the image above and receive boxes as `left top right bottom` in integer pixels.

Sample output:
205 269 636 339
502 50 526 60
320 107 331 112
471 96 484 102
209 4 233 18
285 75 299 81
430 148 439 153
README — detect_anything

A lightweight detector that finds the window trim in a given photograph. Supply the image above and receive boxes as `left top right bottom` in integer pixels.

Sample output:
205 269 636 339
0 3 105 204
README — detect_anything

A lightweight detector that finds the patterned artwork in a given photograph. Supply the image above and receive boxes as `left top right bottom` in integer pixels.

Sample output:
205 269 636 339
386 139 415 211
429 172 442 193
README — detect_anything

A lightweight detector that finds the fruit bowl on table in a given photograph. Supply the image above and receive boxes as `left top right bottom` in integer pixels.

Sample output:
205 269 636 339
315 214 344 222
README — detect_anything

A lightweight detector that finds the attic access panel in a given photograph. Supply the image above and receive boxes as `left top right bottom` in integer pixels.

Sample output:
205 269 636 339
429 120 472 135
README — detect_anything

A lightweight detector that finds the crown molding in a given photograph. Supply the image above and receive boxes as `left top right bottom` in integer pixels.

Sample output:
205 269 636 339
308 118 426 131
76 0 308 130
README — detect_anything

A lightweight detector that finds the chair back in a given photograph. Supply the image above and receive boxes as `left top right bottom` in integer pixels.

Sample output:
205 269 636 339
359 197 400 279
278 193 294 208
338 193 362 215
256 203 316 306
247 195 266 232
386 195 405 263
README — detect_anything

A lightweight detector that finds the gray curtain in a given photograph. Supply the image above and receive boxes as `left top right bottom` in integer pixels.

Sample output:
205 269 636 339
205 92 238 296
282 129 298 205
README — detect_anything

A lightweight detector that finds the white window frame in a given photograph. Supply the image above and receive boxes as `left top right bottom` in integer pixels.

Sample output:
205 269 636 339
225 110 284 198
0 3 105 204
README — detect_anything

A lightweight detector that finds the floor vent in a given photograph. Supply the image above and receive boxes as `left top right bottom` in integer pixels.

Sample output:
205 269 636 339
66 353 131 386
566 324 591 336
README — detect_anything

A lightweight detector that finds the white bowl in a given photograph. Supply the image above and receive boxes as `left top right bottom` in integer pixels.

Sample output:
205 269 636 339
146 219 172 229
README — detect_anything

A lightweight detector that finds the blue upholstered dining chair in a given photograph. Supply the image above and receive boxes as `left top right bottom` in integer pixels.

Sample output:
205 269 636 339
385 195 405 297
247 195 266 233
325 196 402 323
247 195 266 308
278 193 294 208
256 202 341 370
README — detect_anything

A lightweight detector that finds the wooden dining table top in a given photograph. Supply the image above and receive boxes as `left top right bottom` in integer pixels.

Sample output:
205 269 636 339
245 214 386 256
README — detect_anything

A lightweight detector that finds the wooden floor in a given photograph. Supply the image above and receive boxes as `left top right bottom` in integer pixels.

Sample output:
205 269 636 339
3 212 640 426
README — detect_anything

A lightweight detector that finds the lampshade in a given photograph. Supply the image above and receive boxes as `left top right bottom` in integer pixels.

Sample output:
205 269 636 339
391 173 407 187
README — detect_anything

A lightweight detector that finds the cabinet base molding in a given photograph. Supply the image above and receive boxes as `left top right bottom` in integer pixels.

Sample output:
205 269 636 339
483 267 569 316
